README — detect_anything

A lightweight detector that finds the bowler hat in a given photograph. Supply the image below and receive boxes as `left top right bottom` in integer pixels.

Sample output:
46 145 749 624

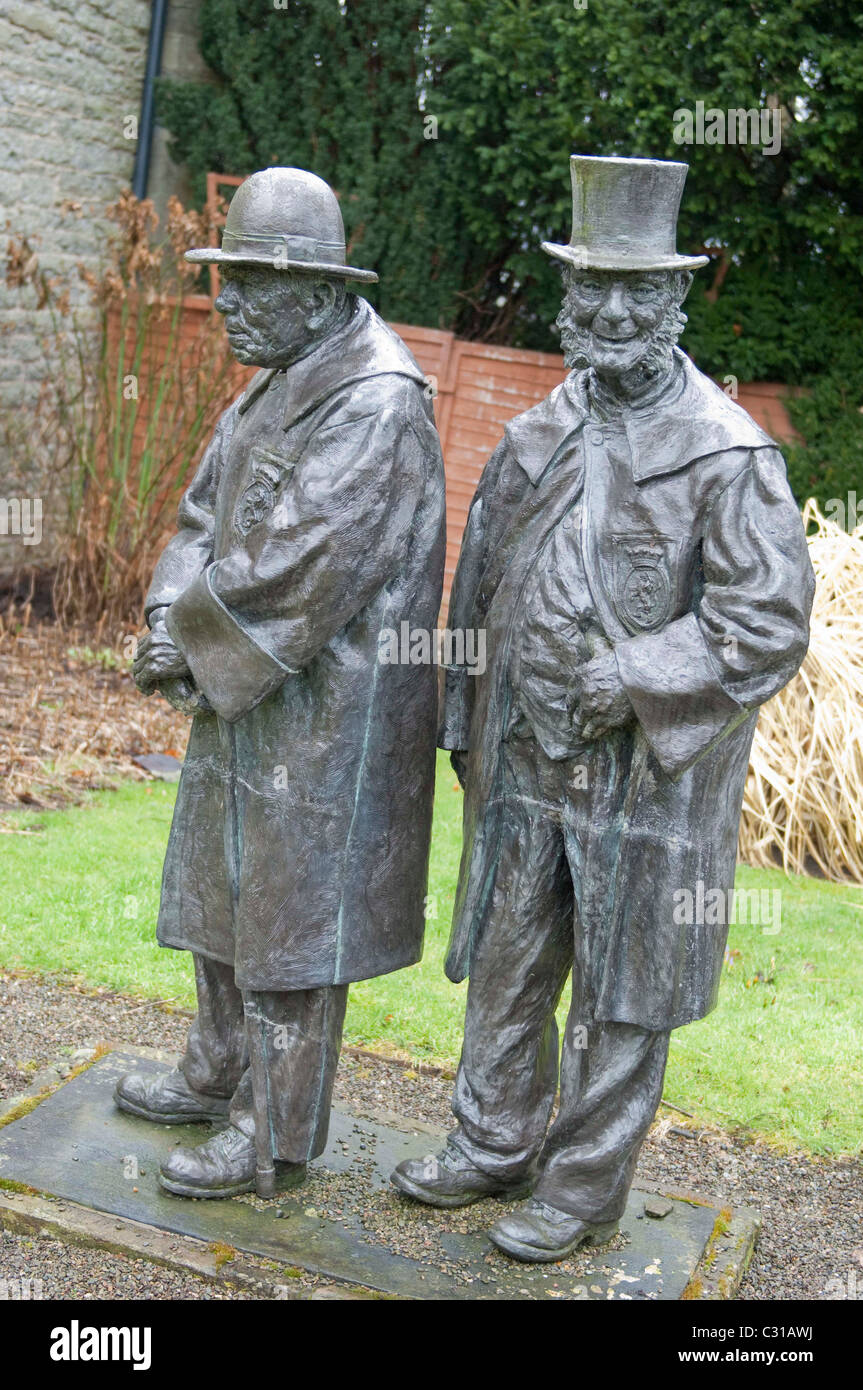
185 167 378 284
542 155 709 273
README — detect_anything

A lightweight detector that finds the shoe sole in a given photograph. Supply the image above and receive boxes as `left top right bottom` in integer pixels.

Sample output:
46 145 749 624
159 1175 255 1199
390 1169 532 1210
114 1093 230 1126
489 1219 619 1263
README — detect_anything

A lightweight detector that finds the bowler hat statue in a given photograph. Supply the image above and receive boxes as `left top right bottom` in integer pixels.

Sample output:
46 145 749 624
185 166 378 283
542 155 709 273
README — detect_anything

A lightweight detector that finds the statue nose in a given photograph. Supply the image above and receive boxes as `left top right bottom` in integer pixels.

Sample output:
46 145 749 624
598 286 629 323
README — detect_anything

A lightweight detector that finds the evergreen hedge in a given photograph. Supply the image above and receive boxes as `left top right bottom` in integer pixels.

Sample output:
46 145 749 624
157 0 863 512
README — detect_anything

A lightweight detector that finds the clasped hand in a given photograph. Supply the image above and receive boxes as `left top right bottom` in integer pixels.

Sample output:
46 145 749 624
571 647 634 742
133 623 191 695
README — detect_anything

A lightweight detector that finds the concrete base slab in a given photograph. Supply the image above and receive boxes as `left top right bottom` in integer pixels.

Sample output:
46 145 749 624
0 1050 758 1300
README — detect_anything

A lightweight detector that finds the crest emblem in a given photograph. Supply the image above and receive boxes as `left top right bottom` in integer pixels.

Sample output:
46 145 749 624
235 448 293 538
612 533 678 633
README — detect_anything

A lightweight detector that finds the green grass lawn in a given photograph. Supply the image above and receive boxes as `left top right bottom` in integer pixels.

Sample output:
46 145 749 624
1 751 861 1157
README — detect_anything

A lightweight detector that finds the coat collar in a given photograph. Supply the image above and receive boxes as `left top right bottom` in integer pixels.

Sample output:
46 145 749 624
237 298 428 429
505 349 774 486
503 373 587 485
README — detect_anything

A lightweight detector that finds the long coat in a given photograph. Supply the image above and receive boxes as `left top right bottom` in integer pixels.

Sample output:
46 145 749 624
441 351 814 1030
146 299 446 991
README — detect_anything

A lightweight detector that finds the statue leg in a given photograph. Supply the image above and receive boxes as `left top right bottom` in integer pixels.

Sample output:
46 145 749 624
527 748 670 1225
450 753 574 1184
390 739 577 1208
115 953 245 1125
158 982 348 1199
487 994 669 1261
233 984 350 1184
180 953 249 1100
532 1006 670 1221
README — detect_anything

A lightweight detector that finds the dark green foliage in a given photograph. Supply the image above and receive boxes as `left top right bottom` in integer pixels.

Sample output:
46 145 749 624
784 345 863 519
156 0 468 328
157 0 863 504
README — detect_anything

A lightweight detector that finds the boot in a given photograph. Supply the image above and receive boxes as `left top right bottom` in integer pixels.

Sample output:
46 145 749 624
114 1067 230 1125
159 1124 306 1199
391 1140 532 1209
489 1196 619 1263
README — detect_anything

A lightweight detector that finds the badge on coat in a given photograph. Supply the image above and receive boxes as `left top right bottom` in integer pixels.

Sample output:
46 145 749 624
235 448 294 538
611 533 678 633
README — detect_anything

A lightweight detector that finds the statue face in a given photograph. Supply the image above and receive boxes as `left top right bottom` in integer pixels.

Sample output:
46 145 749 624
215 266 338 367
556 268 687 382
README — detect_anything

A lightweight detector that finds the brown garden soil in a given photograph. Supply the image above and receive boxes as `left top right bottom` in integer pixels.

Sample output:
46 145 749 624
0 618 190 815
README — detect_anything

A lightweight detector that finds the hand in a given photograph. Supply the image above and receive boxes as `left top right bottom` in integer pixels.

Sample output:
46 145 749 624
158 676 211 717
133 623 190 695
572 648 634 742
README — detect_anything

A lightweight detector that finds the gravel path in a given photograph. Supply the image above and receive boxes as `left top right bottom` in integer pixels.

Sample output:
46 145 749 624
1 971 860 1301
0 973 191 1098
0 1226 265 1300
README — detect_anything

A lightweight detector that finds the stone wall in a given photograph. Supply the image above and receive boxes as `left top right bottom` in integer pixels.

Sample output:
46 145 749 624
0 0 151 574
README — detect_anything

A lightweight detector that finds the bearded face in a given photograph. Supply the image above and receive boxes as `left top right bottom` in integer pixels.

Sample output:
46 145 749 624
555 267 691 389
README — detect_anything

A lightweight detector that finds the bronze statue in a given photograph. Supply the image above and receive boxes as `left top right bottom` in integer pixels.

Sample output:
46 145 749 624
391 156 815 1262
117 167 446 1199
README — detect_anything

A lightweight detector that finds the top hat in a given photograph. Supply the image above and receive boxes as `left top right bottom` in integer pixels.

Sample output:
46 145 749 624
185 167 378 284
542 155 709 273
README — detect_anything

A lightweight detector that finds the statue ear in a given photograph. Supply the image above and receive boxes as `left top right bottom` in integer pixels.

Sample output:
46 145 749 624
676 270 694 304
303 279 339 329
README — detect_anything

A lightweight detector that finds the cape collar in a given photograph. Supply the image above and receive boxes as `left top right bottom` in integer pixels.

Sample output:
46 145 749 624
504 349 774 486
237 298 428 430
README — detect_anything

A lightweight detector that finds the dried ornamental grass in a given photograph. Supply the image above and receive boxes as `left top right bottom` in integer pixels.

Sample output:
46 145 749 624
739 498 863 883
4 194 239 628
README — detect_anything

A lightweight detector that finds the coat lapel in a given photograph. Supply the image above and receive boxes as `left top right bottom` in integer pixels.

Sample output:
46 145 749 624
503 372 586 483
624 351 772 480
237 302 429 428
237 368 278 416
579 433 631 643
471 424 586 628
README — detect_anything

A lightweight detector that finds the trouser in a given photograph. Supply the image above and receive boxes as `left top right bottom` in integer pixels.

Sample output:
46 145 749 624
451 735 670 1222
179 954 348 1165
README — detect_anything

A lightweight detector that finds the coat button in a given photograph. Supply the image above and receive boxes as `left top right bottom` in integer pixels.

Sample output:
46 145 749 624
590 430 604 445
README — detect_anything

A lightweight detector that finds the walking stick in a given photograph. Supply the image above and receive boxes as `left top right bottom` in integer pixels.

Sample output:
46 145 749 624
248 992 276 1198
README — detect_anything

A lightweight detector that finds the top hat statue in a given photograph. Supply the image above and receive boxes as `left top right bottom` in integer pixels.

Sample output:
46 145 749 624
542 155 709 273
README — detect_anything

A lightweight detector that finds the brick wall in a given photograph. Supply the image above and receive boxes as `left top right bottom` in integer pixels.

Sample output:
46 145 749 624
0 0 151 572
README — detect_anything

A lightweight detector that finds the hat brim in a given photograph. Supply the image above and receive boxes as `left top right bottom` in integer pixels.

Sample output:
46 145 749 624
184 248 379 284
542 241 709 273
